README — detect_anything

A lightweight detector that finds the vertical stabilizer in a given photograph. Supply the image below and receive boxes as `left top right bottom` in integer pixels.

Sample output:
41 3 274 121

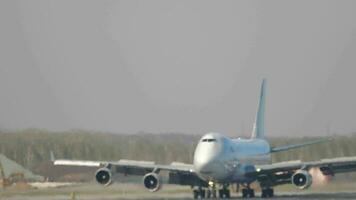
251 79 266 139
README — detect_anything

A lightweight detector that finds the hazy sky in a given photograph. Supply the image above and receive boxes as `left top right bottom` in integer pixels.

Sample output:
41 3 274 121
0 0 356 136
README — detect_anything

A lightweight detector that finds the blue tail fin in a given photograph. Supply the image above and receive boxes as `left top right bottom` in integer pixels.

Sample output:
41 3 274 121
251 79 266 139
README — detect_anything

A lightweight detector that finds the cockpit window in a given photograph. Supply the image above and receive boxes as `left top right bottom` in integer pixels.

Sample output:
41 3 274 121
202 138 217 142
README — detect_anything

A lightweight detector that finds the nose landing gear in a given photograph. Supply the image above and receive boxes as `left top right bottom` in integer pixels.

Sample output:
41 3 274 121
192 188 216 199
193 188 205 199
207 188 217 199
193 183 232 199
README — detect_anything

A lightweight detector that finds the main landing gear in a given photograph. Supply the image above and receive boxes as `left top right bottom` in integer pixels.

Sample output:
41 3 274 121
241 187 255 198
192 184 274 199
241 185 274 198
193 184 231 199
193 188 217 199
261 188 274 198
218 184 231 198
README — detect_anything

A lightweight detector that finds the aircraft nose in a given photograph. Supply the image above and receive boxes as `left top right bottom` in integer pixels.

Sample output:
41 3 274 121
193 133 224 176
194 154 216 174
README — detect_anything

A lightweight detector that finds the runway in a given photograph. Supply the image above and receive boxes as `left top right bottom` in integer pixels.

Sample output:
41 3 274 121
2 182 356 200
3 192 356 200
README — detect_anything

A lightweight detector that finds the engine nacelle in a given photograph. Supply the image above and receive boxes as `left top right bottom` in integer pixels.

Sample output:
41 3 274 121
292 170 312 189
95 168 112 186
143 173 161 192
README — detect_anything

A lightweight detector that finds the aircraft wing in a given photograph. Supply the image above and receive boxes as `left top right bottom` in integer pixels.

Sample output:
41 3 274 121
54 159 194 173
53 158 205 187
250 156 356 186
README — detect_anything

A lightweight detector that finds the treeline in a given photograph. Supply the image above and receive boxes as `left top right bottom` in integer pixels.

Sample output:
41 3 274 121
1 129 356 173
0 129 200 170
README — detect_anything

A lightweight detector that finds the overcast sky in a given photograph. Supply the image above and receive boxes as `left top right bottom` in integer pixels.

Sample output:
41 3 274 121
0 0 356 136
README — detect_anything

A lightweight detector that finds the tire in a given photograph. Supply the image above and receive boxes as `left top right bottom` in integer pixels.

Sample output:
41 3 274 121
249 189 255 198
261 191 267 198
242 189 248 198
212 190 217 198
200 190 206 199
219 189 223 198
262 188 274 198
269 188 274 197
226 190 231 198
207 190 211 198
193 190 198 199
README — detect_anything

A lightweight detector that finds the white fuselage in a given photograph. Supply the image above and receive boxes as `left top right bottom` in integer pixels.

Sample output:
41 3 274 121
193 132 271 183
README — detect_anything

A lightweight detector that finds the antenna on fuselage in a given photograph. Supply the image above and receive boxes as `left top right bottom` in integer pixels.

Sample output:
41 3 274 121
251 79 266 139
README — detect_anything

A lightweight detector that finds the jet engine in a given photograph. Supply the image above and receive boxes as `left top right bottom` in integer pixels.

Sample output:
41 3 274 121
95 168 112 186
291 170 312 189
143 173 161 192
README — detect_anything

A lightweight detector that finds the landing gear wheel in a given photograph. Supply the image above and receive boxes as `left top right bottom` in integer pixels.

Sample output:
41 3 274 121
212 189 217 198
261 188 274 198
200 190 206 199
205 188 217 199
250 189 255 198
269 188 274 197
242 188 255 198
207 190 211 198
193 189 205 199
193 190 198 199
219 189 231 199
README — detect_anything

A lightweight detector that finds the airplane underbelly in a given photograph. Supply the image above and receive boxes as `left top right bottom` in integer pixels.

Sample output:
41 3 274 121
224 154 271 183
199 154 270 182
197 161 230 182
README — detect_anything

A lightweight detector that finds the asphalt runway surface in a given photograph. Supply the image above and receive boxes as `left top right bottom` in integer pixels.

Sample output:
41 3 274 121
3 193 356 200
2 182 356 200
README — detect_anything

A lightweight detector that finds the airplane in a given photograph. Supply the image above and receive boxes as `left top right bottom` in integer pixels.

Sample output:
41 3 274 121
52 79 356 199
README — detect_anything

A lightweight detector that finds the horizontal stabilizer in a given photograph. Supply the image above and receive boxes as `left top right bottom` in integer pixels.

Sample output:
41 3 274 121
271 138 332 153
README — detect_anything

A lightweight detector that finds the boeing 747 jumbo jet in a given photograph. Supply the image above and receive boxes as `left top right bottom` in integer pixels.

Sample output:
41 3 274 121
53 80 356 199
